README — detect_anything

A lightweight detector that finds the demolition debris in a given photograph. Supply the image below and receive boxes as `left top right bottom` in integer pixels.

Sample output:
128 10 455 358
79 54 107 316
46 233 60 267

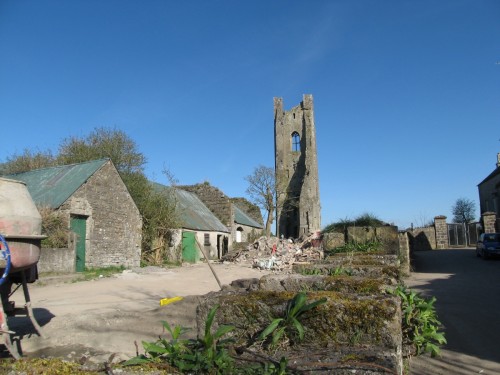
220 232 324 271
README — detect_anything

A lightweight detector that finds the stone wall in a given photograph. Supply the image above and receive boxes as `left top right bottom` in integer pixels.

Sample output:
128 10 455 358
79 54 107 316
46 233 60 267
434 216 448 249
58 161 142 269
346 225 400 255
398 232 410 275
179 183 233 228
482 211 497 233
38 247 75 273
193 230 229 259
407 226 436 251
322 232 345 249
234 223 262 244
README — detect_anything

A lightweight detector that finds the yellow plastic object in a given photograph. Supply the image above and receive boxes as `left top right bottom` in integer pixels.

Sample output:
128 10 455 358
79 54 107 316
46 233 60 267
160 296 183 306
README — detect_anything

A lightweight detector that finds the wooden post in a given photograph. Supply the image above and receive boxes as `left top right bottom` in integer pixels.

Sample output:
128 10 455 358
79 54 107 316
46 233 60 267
194 237 222 290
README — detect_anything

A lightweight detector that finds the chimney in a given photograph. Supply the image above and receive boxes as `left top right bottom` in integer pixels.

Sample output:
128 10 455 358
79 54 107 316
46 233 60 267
497 153 500 168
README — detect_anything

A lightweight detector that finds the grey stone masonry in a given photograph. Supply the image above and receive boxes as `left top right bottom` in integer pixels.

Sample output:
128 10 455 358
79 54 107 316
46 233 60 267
59 160 142 268
179 183 233 228
274 94 321 238
434 216 448 249
482 212 497 233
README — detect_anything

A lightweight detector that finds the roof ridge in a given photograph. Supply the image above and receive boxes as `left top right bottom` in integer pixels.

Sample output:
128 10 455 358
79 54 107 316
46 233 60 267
7 158 110 176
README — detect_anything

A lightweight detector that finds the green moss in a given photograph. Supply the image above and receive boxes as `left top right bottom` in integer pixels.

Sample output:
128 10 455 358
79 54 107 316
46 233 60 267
207 291 399 353
293 263 402 282
0 358 100 374
322 276 385 294
301 295 398 348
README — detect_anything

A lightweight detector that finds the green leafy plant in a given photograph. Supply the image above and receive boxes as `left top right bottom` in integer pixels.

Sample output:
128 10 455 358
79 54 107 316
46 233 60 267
323 213 387 233
82 266 125 280
298 266 352 277
297 268 322 276
389 285 446 357
258 292 327 349
329 266 352 276
125 304 236 373
328 240 382 255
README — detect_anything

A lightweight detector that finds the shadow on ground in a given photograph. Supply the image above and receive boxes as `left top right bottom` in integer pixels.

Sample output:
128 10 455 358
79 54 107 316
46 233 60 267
407 249 500 374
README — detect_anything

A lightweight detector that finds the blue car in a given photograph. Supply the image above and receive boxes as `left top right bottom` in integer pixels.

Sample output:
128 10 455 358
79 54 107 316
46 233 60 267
476 233 500 259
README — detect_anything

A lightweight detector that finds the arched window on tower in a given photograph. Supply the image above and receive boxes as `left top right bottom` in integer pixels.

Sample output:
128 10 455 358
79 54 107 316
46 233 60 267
292 132 301 152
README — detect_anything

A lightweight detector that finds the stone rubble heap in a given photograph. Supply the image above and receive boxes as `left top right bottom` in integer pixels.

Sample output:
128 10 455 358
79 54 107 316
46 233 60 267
220 232 324 271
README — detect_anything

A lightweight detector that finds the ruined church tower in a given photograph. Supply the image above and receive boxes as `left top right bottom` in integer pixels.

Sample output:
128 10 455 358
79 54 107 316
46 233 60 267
274 94 321 238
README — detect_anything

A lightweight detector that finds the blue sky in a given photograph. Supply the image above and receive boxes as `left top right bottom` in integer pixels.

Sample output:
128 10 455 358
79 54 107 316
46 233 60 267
0 1 499 230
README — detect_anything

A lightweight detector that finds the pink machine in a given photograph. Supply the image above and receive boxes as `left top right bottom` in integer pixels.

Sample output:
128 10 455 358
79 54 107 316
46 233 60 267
0 177 45 359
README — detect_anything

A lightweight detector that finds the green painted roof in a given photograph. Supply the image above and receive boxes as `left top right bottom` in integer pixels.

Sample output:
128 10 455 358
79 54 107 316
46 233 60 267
152 183 229 232
4 159 109 208
234 204 263 229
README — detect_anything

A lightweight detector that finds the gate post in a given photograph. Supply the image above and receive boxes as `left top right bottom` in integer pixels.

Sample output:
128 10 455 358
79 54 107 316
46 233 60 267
482 212 497 233
434 215 448 249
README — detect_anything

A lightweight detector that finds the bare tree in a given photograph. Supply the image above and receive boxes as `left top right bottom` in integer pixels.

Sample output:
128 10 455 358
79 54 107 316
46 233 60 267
452 198 477 224
245 165 276 237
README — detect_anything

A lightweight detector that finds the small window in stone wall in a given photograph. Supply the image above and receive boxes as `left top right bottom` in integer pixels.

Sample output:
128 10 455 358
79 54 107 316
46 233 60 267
204 233 210 246
292 132 300 152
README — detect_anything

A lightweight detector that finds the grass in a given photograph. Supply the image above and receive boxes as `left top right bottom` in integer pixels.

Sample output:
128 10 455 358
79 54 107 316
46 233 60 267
38 265 127 285
80 265 126 280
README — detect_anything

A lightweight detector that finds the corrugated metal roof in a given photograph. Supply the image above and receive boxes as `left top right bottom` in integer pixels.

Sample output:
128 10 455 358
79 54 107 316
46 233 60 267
4 159 109 208
234 204 263 229
153 183 229 232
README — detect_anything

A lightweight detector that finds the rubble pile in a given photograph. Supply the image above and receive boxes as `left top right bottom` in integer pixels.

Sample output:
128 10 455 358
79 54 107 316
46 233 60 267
220 232 324 271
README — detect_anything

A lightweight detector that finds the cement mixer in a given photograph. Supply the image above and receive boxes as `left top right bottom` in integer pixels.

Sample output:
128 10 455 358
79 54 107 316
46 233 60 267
0 177 45 359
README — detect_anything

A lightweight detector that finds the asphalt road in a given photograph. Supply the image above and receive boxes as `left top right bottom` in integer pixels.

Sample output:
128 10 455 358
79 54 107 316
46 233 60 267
405 248 500 375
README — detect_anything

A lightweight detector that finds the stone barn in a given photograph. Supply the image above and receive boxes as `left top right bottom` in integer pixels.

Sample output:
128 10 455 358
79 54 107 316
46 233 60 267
153 183 231 262
178 182 264 250
5 159 142 271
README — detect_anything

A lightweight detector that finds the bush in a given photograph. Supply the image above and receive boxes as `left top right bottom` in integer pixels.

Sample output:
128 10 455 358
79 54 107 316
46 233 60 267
38 206 69 248
323 213 387 234
388 285 446 357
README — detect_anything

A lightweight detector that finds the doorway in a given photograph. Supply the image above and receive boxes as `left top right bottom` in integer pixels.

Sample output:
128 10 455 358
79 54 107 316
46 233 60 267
70 215 87 272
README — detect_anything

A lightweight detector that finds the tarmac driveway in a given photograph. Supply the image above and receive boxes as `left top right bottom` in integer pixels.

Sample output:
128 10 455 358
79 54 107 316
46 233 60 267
406 248 500 375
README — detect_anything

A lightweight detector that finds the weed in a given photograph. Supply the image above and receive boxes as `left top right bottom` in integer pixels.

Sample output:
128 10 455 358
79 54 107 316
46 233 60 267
327 240 382 255
125 304 236 373
81 265 125 280
298 266 352 277
258 292 327 349
388 285 446 357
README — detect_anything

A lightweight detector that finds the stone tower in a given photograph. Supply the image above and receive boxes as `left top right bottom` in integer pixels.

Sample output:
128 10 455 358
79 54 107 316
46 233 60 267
274 94 321 238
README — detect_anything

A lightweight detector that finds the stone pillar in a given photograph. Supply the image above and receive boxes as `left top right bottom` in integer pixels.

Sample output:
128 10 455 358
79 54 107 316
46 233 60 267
482 212 497 233
434 216 448 250
398 232 410 276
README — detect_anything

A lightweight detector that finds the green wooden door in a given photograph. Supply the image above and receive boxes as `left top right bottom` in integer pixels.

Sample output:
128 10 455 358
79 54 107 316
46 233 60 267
71 216 87 272
182 232 199 263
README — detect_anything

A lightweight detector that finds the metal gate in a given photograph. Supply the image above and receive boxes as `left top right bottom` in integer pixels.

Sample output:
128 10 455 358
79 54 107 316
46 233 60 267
467 222 481 246
448 222 481 247
448 223 466 247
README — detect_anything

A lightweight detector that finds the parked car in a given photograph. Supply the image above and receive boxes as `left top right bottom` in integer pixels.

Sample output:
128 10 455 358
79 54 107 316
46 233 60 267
476 233 500 259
